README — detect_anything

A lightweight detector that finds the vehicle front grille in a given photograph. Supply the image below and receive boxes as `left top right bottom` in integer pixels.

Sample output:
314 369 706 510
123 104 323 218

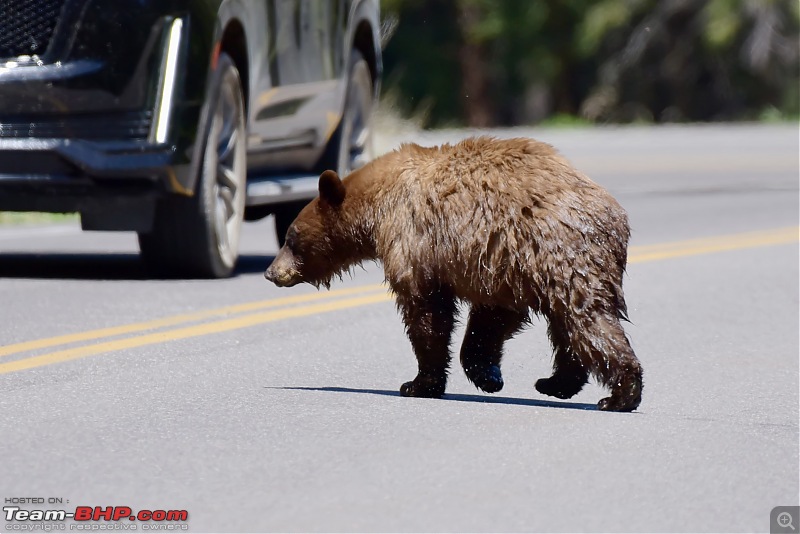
0 111 154 140
0 0 68 59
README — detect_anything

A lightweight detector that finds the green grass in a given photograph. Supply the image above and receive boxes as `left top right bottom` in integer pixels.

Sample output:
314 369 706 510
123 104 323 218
758 106 800 123
537 113 594 128
0 212 79 226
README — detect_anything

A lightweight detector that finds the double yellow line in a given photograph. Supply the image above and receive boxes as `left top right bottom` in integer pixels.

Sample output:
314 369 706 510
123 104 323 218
0 226 797 376
628 226 799 263
0 285 392 375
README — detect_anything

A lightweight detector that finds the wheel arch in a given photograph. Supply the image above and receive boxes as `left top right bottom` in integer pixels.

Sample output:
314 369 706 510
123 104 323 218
217 18 250 117
348 0 382 98
352 20 377 90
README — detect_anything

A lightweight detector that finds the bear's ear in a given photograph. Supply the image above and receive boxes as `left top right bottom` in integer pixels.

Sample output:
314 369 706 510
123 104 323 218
319 169 346 207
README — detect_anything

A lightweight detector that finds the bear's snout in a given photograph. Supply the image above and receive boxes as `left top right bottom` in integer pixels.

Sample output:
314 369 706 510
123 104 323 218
265 250 301 287
264 265 300 287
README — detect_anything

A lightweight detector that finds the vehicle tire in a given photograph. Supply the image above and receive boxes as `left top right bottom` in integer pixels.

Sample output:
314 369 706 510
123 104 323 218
332 49 375 176
274 49 374 247
139 53 247 278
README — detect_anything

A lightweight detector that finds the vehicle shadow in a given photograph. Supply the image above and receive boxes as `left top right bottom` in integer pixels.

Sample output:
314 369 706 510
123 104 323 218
0 253 274 280
270 385 599 411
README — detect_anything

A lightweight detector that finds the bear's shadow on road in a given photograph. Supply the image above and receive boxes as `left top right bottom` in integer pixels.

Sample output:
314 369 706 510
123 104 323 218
271 386 598 411
0 253 273 280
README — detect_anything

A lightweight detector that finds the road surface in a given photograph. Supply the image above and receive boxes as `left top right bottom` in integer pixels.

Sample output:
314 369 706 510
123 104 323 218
1 124 798 533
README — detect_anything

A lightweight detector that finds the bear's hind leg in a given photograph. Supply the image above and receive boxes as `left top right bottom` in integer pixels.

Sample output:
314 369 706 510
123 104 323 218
395 287 457 398
460 306 528 393
536 315 590 400
564 309 643 412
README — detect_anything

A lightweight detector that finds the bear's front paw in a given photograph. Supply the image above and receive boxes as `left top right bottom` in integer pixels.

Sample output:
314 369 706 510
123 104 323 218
465 364 504 394
399 375 446 398
535 375 585 400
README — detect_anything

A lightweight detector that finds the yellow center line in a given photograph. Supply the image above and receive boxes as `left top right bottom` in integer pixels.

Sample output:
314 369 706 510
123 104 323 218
0 226 796 376
628 226 798 263
0 293 392 375
0 284 385 359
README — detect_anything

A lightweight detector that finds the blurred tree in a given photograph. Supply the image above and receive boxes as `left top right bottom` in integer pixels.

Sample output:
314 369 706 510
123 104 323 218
381 0 800 126
381 0 464 125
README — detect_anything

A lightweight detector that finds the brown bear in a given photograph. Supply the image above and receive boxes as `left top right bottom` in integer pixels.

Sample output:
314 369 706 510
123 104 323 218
265 136 643 411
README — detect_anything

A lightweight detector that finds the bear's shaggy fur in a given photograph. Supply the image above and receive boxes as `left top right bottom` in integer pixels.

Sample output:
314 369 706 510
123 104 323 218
265 137 643 411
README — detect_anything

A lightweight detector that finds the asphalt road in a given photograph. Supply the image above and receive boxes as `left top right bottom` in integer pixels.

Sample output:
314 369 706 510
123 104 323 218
1 124 798 533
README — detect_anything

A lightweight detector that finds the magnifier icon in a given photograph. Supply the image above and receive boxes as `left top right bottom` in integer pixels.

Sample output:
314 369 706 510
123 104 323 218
778 512 795 530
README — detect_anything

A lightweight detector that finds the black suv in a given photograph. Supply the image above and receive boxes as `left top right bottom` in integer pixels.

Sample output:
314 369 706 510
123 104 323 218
0 0 381 277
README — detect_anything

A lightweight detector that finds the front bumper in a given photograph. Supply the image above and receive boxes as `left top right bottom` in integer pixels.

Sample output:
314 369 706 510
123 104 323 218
0 138 179 179
0 137 190 231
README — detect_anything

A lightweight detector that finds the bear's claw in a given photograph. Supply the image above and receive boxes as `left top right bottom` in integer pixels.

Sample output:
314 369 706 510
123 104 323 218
597 395 639 412
466 364 504 394
535 375 586 400
598 376 642 412
400 376 446 398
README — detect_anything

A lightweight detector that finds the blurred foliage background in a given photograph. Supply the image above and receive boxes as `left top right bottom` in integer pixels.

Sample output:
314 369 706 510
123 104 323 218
380 0 800 127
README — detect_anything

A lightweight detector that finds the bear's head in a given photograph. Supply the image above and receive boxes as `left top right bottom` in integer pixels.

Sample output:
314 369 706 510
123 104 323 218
264 170 349 289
